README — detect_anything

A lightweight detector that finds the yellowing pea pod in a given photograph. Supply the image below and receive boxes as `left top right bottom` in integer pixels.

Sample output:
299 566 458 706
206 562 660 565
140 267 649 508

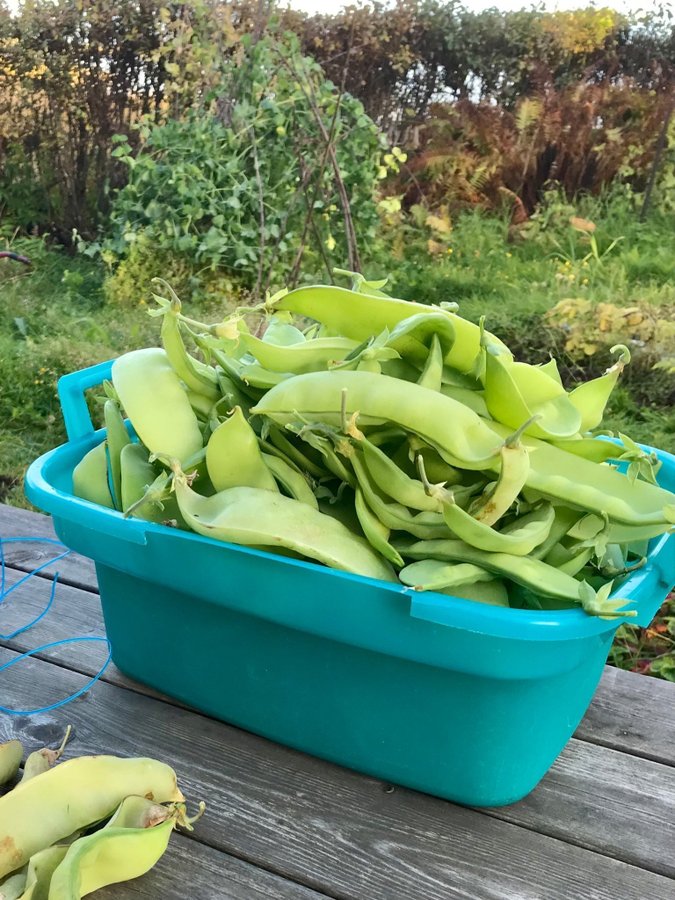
17 845 68 900
112 348 203 464
261 453 318 508
273 285 510 374
569 344 630 432
172 464 395 581
238 333 359 374
103 398 131 511
354 487 404 568
0 740 22 786
482 336 582 440
71 441 114 509
0 756 183 879
19 727 71 785
471 419 532 526
206 407 278 493
252 370 504 470
48 796 201 900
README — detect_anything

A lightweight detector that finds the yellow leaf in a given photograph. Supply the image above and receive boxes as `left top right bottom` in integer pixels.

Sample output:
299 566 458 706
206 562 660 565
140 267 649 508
427 239 444 256
425 213 452 234
569 216 596 233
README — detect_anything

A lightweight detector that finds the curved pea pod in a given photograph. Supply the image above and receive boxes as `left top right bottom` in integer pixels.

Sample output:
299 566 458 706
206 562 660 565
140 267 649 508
239 333 359 374
71 442 114 509
471 423 531 526
120 444 159 515
103 399 131 511
439 578 510 607
397 538 598 605
440 385 490 418
399 560 494 592
293 428 356 488
19 728 71 785
252 371 503 470
173 469 396 582
0 740 22 786
416 334 444 392
569 344 630 432
482 341 581 440
567 514 673 545
442 500 555 556
0 756 183 879
206 407 278 493
350 453 450 539
47 796 191 900
529 506 581 560
273 285 510 374
157 291 219 401
550 437 623 464
359 436 441 512
262 453 318 508
266 425 327 481
16 845 68 899
386 313 456 365
354 487 404 568
112 348 203 464
538 357 563 385
240 363 292 390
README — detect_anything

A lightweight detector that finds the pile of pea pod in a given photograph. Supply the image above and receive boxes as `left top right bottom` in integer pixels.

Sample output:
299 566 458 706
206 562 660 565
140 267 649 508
0 730 203 898
71 273 675 619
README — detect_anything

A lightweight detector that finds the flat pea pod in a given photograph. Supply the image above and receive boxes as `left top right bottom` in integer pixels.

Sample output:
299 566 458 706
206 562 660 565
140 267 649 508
569 344 629 432
416 333 443 392
397 538 593 604
252 371 503 470
103 399 131 511
488 421 675 526
71 441 114 509
274 285 510 374
120 444 160 517
567 514 673 545
158 293 219 400
440 384 490 418
538 357 563 385
0 739 22 785
262 453 318 508
294 428 357 488
240 362 292 390
550 437 623 464
350 452 450 539
439 578 510 607
482 341 581 440
239 333 359 374
529 506 581 560
48 796 186 900
386 313 456 365
262 314 306 346
173 469 396 582
471 423 530 526
17 845 67 899
354 487 404 568
442 501 555 556
206 407 278 493
112 348 203 464
0 756 183 879
400 560 494 592
267 425 327 480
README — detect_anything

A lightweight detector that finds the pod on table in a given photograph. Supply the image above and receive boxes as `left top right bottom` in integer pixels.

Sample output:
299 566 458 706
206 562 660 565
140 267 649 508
206 407 278 493
112 348 203 464
0 756 183 879
0 740 22 786
71 442 114 509
172 466 395 582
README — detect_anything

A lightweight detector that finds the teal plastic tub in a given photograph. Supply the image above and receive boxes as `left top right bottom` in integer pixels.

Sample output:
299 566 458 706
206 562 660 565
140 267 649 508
25 361 675 807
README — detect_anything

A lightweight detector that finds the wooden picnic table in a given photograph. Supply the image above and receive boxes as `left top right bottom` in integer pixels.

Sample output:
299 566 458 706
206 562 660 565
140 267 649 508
1 501 674 899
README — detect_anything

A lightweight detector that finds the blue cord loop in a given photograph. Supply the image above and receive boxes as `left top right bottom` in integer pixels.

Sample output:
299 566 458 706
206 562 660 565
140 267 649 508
0 536 112 715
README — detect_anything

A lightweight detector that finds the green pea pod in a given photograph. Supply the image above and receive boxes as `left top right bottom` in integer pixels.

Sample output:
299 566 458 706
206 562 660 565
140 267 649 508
550 437 623 464
439 578 510 607
416 334 444 392
252 371 503 470
262 453 318 508
529 506 581 560
19 728 71 785
440 385 490 418
482 341 581 440
191 333 262 400
0 740 22 786
567 514 673 545
441 366 481 389
569 344 630 432
350 452 450 539
172 468 396 582
262 314 306 346
16 845 68 899
206 407 278 493
0 869 27 900
157 292 219 401
471 423 531 526
557 546 595 577
538 357 563 385
240 363 292 390
399 560 494 592
103 399 131 512
380 358 422 382
292 427 357 488
273 285 510 374
442 500 555 556
71 442 114 509
239 333 359 374
48 796 187 900
386 313 456 365
407 439 466 487
354 487 404 567
397 538 597 605
360 437 442 512
267 425 327 480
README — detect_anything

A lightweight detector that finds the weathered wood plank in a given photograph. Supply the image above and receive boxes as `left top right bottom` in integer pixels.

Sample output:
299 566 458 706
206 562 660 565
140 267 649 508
1 648 673 900
96 834 329 900
0 503 97 591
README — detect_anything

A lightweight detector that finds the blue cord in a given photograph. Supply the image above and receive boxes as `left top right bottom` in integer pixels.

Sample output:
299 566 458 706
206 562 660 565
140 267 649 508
0 536 112 715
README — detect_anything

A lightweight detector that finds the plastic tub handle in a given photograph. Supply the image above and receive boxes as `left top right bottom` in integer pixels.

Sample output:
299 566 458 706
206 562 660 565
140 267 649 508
58 360 114 441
